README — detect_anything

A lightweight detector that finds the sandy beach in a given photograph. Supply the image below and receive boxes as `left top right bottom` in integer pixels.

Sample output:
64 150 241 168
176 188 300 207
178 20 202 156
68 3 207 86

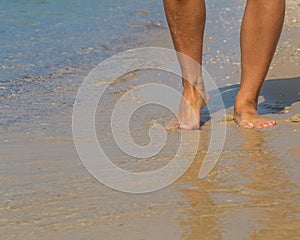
1 0 300 239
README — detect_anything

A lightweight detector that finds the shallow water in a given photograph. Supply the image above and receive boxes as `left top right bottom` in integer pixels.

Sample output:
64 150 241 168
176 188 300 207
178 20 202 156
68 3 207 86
1 0 300 239
0 0 167 131
0 0 164 82
0 0 244 83
0 0 247 132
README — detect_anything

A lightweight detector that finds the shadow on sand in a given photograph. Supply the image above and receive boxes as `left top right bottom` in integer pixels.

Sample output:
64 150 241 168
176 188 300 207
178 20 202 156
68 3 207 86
201 76 300 124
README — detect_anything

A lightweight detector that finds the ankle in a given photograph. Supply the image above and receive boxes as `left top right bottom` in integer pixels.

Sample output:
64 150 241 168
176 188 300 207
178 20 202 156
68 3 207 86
183 85 208 103
182 74 205 90
235 92 258 112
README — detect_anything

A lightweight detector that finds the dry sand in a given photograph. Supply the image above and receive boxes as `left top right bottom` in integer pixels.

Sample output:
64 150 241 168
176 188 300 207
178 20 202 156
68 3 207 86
1 1 300 240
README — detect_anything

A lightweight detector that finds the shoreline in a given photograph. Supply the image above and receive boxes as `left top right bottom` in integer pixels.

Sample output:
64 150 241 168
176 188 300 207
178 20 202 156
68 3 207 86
1 1 300 239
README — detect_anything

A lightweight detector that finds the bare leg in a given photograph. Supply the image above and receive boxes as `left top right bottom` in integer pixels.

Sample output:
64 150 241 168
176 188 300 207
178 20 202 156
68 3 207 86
234 0 285 128
163 0 209 130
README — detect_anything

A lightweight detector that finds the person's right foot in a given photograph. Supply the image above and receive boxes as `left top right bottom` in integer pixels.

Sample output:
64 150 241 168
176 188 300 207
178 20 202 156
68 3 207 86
176 86 209 130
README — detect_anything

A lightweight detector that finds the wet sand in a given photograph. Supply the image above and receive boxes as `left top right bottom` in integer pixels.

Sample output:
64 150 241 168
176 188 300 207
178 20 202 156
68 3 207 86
1 1 300 240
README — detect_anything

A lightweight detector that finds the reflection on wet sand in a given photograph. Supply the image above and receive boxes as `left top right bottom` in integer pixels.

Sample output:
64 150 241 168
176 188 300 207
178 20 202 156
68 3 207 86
176 130 222 240
175 124 300 240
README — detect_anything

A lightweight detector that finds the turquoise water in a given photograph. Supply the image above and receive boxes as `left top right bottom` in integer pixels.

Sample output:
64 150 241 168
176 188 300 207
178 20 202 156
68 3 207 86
0 0 245 131
0 0 244 85
0 0 166 130
0 0 164 82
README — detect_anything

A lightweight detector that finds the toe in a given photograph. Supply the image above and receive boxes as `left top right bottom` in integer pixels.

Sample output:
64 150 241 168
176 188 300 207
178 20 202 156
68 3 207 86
165 118 180 130
239 120 254 129
255 119 276 129
264 120 276 127
179 123 196 130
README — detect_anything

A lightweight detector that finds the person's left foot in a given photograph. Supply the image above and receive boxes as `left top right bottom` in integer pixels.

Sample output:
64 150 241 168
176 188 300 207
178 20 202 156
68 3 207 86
234 95 276 129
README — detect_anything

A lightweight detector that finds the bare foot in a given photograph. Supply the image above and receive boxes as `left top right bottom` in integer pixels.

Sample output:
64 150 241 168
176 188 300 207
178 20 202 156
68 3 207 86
234 96 276 129
176 86 209 130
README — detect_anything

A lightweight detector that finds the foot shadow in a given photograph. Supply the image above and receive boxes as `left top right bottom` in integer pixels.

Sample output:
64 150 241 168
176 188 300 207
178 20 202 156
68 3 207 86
200 76 300 125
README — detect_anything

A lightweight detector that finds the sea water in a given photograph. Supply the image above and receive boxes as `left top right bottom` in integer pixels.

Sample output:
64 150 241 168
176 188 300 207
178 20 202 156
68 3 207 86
0 0 165 83
0 0 244 131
